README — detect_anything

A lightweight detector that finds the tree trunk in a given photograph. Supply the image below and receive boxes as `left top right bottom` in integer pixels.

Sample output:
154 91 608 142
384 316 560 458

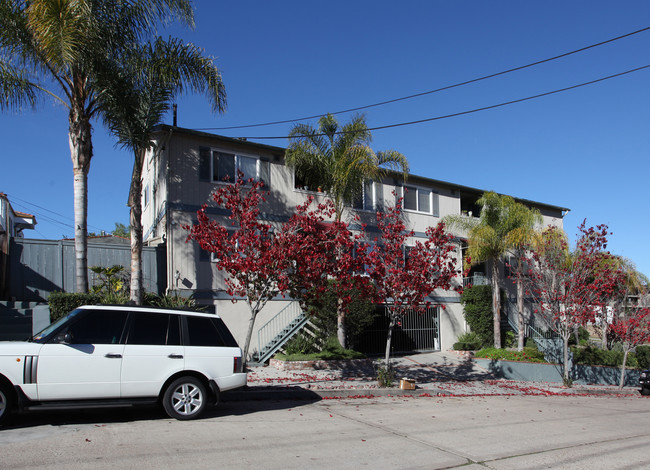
241 304 259 368
562 335 571 386
72 168 88 293
337 295 346 349
601 320 608 350
129 151 145 304
68 100 93 293
619 349 629 389
491 260 501 348
385 313 396 367
516 275 525 351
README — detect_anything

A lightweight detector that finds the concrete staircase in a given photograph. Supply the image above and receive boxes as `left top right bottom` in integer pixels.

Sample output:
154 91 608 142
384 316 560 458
0 301 51 341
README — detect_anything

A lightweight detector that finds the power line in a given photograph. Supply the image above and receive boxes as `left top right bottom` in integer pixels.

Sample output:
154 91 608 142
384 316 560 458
235 64 650 140
6 193 108 233
196 26 650 131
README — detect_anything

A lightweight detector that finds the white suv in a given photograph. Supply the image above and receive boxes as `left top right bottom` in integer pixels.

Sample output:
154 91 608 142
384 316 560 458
0 305 247 423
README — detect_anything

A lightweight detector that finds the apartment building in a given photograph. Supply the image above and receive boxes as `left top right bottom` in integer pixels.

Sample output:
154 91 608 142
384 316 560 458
141 125 568 359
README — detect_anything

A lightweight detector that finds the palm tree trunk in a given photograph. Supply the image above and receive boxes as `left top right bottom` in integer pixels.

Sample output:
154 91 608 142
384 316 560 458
491 260 501 348
517 276 525 351
69 108 93 293
129 151 145 304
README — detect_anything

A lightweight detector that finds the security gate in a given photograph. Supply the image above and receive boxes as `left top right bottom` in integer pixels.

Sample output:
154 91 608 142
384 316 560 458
353 305 440 354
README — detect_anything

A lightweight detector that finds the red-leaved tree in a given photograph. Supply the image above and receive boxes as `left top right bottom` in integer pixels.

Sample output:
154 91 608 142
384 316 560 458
528 222 624 384
609 299 650 389
365 198 460 367
280 197 372 349
185 176 292 366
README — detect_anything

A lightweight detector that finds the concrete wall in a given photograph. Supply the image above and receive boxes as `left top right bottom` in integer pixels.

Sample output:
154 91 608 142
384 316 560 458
473 358 641 387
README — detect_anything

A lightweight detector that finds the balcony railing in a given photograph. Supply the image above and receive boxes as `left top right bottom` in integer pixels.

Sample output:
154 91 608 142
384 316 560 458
463 274 489 287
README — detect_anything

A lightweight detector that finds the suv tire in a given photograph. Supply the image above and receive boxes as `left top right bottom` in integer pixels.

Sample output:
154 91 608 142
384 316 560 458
162 377 207 420
641 387 650 396
0 384 12 425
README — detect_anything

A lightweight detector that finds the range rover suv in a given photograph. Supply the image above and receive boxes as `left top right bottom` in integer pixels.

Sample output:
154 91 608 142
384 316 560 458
0 305 246 424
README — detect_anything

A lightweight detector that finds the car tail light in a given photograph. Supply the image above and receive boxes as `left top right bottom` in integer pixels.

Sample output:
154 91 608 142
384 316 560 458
234 356 243 373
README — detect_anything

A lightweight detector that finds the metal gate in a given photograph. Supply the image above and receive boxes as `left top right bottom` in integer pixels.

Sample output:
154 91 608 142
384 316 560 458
353 305 440 355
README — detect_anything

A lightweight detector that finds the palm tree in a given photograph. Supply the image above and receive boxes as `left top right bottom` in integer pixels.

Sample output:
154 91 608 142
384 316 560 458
286 113 409 222
447 191 541 349
286 113 408 348
0 0 194 292
504 202 542 350
100 37 226 304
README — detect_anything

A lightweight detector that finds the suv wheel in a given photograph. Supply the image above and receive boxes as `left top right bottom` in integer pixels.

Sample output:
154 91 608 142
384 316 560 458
163 377 207 420
0 385 11 425
642 387 650 396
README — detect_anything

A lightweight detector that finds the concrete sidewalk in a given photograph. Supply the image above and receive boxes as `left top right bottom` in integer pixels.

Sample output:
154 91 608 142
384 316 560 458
223 351 643 401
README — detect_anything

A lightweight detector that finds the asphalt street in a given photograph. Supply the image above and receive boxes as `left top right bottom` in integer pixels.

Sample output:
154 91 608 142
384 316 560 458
1 393 648 469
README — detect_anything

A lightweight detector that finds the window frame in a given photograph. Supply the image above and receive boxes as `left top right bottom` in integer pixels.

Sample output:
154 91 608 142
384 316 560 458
210 149 270 186
400 185 439 216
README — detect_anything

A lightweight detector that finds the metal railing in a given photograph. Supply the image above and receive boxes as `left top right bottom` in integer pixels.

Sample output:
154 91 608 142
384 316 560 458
252 302 308 364
463 274 489 287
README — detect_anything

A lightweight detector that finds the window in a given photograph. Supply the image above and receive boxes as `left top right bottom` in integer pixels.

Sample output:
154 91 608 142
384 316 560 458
401 185 439 216
353 180 383 211
64 310 128 344
143 183 150 208
212 151 270 186
127 312 181 345
185 316 237 347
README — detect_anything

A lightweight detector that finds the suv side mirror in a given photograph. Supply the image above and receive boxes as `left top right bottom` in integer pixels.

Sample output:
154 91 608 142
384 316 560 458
54 330 74 344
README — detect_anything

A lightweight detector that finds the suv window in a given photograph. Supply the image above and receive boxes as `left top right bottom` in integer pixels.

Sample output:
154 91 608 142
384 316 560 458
64 310 128 344
127 312 181 345
186 316 237 347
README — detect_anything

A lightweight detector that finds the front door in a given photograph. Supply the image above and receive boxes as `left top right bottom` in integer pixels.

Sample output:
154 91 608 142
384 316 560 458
37 309 128 400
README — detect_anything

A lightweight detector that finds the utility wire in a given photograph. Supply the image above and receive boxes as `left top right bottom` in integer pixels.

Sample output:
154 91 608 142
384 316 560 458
6 193 108 233
236 64 650 140
197 26 650 131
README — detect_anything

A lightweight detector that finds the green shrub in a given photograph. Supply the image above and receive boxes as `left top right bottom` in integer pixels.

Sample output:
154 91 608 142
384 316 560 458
303 279 377 348
504 330 516 348
453 331 483 351
569 326 590 346
144 293 200 309
636 345 650 370
48 292 101 321
90 265 129 304
525 337 538 350
460 285 493 348
284 333 318 355
571 345 639 369
474 347 547 363
376 365 396 387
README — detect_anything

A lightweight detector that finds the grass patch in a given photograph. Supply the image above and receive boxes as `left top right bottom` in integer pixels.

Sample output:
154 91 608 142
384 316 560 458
474 347 547 363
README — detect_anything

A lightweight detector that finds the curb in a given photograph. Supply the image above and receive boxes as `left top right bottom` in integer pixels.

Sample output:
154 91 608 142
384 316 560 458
221 385 644 402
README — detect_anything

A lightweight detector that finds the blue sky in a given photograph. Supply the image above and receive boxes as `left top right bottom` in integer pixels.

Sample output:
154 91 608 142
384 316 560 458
2 1 650 276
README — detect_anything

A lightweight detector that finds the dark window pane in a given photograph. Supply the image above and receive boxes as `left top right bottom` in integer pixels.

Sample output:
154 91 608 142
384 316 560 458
418 189 431 213
239 156 257 181
168 315 181 345
404 186 417 211
214 152 235 182
128 312 169 345
68 310 128 344
186 316 224 347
